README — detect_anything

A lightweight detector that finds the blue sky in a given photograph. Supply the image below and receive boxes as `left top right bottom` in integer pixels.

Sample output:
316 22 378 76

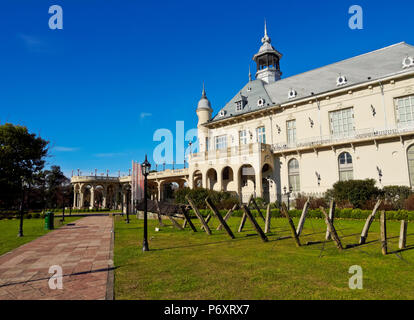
0 0 413 177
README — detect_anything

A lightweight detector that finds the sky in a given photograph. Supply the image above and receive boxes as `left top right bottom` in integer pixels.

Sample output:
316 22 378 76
0 0 413 178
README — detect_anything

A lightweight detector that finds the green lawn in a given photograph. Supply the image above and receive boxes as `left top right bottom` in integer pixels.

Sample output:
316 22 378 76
114 215 414 300
0 217 80 256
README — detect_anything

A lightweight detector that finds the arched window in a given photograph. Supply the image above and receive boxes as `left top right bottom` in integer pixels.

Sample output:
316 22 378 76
288 159 300 192
338 152 353 181
407 145 414 187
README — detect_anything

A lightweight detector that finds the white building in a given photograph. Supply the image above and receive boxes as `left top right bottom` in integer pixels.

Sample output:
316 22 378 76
72 24 414 208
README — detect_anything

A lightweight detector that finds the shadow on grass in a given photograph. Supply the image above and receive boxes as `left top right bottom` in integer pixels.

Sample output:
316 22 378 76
0 266 117 288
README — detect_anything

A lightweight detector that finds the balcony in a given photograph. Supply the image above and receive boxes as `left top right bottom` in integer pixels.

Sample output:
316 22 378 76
189 143 271 162
272 124 414 153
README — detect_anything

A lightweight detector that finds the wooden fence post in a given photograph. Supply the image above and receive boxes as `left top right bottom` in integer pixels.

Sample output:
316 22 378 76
217 204 237 231
380 211 387 255
320 207 343 250
186 195 212 235
180 206 197 233
281 203 301 247
325 200 336 240
154 201 166 227
241 205 268 242
167 214 184 230
359 199 382 245
205 197 235 239
201 214 212 231
238 213 247 233
399 220 407 250
296 198 310 237
265 204 271 234
251 198 266 223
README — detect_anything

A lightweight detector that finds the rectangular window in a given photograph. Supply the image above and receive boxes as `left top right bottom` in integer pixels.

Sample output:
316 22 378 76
330 108 355 138
205 137 209 151
396 95 414 127
288 175 300 192
256 127 266 144
287 120 296 146
239 130 248 145
215 135 227 150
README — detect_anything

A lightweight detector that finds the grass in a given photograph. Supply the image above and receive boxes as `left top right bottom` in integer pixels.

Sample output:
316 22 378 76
0 217 81 256
114 215 414 300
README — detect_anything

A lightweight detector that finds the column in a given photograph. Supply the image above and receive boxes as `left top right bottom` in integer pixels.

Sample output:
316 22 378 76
234 167 241 201
202 172 208 189
102 186 107 208
255 168 263 198
90 186 95 209
217 170 223 192
73 187 77 208
122 191 127 213
80 190 84 209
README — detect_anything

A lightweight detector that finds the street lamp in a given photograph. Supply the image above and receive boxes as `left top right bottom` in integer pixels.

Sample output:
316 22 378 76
141 155 151 252
284 186 293 211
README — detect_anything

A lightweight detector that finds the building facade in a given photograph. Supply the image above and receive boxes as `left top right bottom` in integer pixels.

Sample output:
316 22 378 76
71 24 414 208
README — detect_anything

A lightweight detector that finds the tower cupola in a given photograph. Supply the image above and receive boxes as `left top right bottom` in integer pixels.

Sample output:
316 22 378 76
253 21 282 84
196 83 212 127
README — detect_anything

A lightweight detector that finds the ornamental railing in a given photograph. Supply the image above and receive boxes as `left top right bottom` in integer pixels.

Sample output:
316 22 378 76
272 124 414 152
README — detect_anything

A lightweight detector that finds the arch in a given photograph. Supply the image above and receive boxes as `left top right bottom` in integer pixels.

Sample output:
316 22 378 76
206 168 218 190
407 144 414 187
338 152 353 181
262 164 274 203
192 170 203 189
288 158 300 192
221 166 235 192
238 164 256 203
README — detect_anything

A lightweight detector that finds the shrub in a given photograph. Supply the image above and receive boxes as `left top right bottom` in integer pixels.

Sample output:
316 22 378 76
296 194 328 210
382 186 412 210
404 194 414 210
175 188 239 210
326 179 380 209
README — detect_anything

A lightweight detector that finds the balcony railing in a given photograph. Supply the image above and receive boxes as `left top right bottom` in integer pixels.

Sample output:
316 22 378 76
190 143 271 162
272 124 414 152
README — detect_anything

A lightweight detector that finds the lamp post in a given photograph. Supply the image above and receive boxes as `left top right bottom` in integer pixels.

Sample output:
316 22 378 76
141 155 151 252
283 186 293 211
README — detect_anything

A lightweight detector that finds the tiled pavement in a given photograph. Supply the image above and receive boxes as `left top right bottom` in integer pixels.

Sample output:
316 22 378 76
0 216 114 300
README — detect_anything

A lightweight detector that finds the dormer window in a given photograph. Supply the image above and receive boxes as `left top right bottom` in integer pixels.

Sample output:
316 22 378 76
403 56 414 69
336 75 347 86
257 98 266 107
236 101 243 111
288 89 297 99
218 110 226 117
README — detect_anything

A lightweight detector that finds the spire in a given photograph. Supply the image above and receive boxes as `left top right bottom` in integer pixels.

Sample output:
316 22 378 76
202 81 206 98
262 19 271 44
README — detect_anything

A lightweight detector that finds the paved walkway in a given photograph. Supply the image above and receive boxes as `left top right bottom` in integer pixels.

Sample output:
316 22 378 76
0 216 114 300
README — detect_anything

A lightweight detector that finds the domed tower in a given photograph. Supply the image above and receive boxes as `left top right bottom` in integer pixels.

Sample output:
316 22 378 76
196 83 212 152
253 21 283 84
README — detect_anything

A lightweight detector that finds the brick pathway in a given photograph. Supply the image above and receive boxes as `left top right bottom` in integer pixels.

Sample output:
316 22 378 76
0 216 114 300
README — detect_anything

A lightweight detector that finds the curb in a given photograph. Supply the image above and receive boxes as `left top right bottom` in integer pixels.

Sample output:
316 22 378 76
105 216 115 300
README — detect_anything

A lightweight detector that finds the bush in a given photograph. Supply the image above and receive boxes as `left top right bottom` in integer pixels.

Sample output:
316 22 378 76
326 179 380 209
382 186 412 210
175 188 239 210
404 194 414 210
296 194 328 210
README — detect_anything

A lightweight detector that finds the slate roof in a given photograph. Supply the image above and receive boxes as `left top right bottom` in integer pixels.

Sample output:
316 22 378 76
211 42 414 122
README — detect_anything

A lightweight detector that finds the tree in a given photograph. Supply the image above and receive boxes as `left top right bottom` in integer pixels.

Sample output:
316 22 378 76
44 165 70 208
0 123 49 236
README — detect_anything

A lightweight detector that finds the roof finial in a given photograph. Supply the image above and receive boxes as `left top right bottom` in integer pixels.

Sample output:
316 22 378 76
262 19 271 44
249 65 252 82
202 81 206 98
